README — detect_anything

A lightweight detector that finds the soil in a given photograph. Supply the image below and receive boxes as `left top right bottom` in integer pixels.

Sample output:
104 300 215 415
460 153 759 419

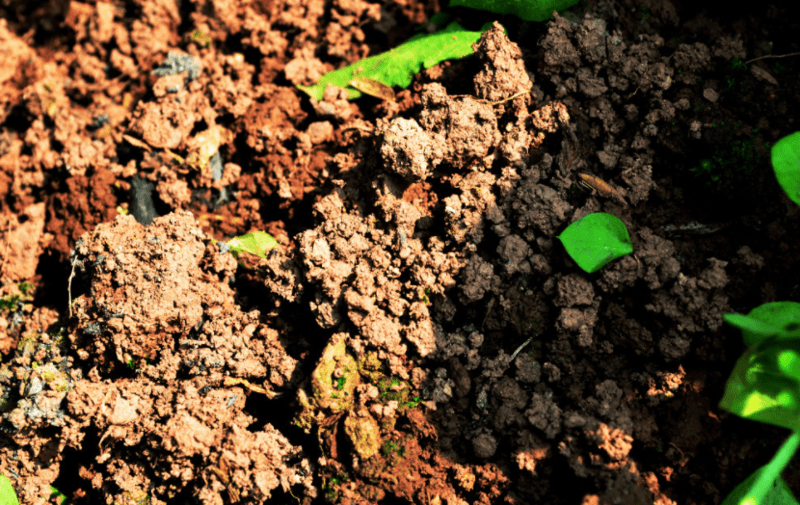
1 0 800 504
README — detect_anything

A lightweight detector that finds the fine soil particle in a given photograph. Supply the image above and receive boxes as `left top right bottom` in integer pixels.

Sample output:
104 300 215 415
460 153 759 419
1 1 800 504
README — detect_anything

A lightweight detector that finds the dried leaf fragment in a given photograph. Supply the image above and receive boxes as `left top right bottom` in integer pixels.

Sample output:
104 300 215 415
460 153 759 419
348 76 395 101
578 173 627 205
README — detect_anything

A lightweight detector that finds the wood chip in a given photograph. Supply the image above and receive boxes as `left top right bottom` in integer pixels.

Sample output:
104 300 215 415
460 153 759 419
750 65 779 86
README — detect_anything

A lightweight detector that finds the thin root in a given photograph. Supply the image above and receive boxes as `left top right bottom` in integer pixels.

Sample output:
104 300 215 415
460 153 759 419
745 51 800 65
0 219 11 281
68 256 77 318
510 337 533 362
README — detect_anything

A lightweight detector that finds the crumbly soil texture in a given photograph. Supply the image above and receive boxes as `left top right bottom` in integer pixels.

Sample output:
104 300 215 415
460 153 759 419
1 0 800 504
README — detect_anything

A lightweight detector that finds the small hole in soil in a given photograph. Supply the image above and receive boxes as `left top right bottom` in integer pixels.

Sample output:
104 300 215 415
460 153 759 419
50 425 101 500
188 118 210 138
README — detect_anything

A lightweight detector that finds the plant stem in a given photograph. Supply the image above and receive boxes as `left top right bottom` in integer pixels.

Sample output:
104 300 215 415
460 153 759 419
740 431 800 505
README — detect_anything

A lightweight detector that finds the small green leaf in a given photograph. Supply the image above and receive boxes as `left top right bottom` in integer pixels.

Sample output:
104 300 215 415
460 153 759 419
772 131 800 207
449 0 581 22
298 22 491 102
721 433 800 505
0 475 19 505
725 302 800 348
49 486 68 505
226 231 278 258
557 212 633 273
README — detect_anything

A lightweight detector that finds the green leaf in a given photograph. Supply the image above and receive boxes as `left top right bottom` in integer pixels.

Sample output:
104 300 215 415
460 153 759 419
772 131 800 207
49 486 68 505
725 302 800 348
725 314 786 348
556 212 633 273
298 22 491 102
0 475 19 505
721 433 800 505
449 0 581 22
226 231 278 259
719 339 800 430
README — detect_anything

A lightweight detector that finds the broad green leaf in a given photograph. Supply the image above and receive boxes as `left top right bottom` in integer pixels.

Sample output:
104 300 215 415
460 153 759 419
721 433 800 505
0 475 19 505
449 0 581 22
298 22 491 102
772 132 800 207
719 339 800 430
725 314 786 348
557 212 633 273
226 231 278 258
725 302 800 348
722 472 797 505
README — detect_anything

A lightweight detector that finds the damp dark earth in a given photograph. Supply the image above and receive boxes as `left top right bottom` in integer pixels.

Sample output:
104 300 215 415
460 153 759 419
1 0 800 504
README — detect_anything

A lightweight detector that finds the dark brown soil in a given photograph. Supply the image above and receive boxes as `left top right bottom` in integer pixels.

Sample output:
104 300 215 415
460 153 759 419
2 0 800 504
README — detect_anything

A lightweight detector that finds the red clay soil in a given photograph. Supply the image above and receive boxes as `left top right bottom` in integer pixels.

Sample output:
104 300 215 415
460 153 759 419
2 0 800 504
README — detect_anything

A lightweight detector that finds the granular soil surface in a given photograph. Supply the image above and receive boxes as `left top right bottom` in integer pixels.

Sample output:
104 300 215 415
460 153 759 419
2 0 800 504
